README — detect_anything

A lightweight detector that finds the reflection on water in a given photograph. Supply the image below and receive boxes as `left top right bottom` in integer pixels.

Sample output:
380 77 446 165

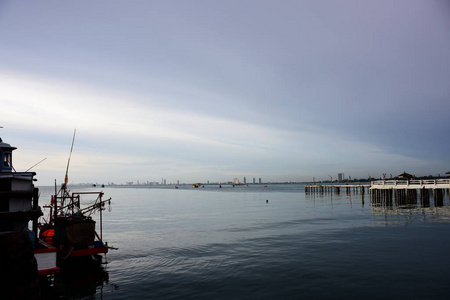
371 205 450 225
41 257 118 299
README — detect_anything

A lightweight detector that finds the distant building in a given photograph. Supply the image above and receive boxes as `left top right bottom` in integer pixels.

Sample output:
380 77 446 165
243 177 246 184
233 178 239 184
338 173 344 182
259 178 262 184
253 178 256 184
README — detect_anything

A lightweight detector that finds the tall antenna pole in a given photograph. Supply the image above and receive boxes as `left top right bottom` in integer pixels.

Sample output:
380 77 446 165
64 129 76 193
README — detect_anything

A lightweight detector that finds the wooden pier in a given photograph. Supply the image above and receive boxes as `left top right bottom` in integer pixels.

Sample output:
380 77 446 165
305 184 370 195
370 179 450 205
305 179 450 206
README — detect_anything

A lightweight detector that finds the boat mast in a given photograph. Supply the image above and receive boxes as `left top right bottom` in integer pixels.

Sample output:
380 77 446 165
64 128 76 195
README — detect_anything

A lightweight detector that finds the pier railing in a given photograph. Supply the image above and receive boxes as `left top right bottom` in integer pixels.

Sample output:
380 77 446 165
371 179 450 189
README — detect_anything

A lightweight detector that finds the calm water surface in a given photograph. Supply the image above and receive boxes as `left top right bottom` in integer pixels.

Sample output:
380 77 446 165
39 184 450 299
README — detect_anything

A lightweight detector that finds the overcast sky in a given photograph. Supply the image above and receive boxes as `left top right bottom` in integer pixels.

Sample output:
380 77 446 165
1 0 449 185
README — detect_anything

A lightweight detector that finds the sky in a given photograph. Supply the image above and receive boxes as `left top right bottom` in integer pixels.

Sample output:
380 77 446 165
1 0 449 185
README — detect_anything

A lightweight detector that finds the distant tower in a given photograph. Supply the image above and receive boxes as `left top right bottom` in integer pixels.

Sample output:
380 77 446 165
233 177 239 184
338 173 344 182
253 178 255 184
259 178 262 184
243 177 246 184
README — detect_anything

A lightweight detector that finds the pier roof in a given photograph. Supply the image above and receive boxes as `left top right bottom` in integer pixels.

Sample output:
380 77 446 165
397 172 413 178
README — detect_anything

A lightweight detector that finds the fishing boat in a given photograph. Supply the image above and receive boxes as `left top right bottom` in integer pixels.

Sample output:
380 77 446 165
0 135 60 277
38 130 113 263
39 188 112 261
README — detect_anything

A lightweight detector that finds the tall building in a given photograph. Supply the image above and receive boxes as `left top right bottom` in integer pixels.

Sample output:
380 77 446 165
243 177 246 184
233 177 239 184
259 178 262 184
338 173 344 182
253 178 256 184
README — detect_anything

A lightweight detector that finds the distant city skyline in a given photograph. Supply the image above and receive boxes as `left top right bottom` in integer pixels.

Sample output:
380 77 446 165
1 1 449 186
60 170 450 187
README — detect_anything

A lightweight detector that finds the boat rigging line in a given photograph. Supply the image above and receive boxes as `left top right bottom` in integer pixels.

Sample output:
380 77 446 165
25 157 47 172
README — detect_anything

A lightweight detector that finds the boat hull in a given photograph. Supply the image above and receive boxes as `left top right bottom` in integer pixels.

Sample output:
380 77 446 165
70 246 108 257
35 239 60 276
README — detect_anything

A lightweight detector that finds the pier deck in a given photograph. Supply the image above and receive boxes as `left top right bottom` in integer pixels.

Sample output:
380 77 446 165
370 179 450 189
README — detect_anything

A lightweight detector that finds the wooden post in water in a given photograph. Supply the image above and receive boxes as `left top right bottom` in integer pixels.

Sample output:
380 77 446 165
420 187 430 207
434 189 444 206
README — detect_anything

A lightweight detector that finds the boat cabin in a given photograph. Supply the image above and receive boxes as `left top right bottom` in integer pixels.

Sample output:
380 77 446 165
0 136 58 276
0 137 40 232
0 137 16 173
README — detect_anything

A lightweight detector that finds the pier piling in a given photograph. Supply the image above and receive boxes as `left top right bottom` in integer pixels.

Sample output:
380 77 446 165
305 184 369 196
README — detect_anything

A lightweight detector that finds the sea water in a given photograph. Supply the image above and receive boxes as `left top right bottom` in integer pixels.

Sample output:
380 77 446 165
38 184 450 299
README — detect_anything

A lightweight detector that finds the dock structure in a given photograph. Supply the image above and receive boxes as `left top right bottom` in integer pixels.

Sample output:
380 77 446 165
305 179 450 206
370 179 450 205
305 184 370 195
370 179 450 190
